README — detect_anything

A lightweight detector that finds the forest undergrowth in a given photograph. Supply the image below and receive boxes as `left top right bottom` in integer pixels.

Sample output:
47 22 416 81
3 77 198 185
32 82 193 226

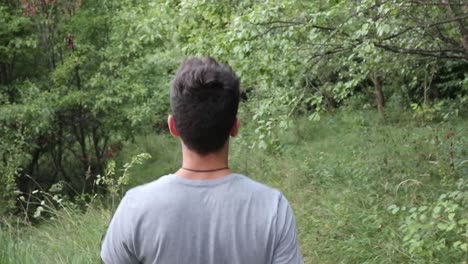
1 110 467 264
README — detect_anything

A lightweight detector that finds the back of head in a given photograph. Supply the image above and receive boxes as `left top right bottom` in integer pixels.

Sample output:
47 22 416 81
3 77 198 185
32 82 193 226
170 57 240 155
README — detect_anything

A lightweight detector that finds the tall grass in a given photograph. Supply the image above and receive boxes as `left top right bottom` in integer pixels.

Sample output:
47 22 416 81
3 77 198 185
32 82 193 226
1 207 109 264
1 109 466 263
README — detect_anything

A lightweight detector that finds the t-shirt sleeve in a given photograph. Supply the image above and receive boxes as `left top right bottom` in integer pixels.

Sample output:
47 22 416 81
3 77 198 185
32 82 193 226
101 194 140 264
272 194 303 264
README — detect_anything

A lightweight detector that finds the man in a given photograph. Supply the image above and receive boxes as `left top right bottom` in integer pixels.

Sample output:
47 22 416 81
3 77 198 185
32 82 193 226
101 57 303 264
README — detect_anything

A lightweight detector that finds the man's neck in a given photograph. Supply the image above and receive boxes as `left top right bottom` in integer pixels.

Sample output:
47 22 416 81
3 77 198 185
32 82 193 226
175 143 231 180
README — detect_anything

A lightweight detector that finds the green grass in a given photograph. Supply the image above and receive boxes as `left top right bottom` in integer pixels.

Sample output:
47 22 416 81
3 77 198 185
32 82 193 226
1 109 467 263
1 207 109 264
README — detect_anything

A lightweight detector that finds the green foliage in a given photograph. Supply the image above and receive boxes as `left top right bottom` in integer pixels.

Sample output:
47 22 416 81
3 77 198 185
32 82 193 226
0 4 36 66
2 0 467 207
0 0 182 213
95 153 151 208
411 96 468 122
411 101 447 122
0 150 154 263
147 0 467 150
389 178 468 260
1 0 468 262
0 149 23 214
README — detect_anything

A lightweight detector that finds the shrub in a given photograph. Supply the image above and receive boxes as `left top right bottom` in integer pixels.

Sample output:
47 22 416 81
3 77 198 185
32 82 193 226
388 178 468 261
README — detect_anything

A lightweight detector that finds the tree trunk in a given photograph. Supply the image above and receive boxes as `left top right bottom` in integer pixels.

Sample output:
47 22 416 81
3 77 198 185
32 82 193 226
18 148 42 192
442 0 468 54
371 75 385 118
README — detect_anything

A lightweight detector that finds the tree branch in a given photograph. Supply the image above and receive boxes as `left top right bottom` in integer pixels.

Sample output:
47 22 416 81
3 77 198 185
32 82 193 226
374 42 468 60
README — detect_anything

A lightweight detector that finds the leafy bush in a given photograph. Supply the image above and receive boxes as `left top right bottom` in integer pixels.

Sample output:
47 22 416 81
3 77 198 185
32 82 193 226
12 153 151 225
410 96 468 122
389 178 468 261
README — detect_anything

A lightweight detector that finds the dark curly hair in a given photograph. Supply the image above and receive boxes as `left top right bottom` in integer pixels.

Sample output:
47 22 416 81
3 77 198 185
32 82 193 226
170 57 240 155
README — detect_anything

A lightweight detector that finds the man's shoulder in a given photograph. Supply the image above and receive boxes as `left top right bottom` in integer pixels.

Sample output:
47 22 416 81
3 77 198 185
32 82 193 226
127 174 172 192
234 174 282 196
125 173 282 199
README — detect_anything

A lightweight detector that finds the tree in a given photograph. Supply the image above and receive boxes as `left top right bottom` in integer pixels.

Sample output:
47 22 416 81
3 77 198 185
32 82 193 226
0 0 178 214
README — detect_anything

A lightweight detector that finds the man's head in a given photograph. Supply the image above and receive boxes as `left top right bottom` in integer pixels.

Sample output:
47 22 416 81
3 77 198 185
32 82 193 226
169 57 240 155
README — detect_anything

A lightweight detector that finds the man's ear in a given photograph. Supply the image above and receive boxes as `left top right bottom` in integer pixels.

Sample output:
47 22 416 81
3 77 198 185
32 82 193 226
168 115 179 137
230 117 240 137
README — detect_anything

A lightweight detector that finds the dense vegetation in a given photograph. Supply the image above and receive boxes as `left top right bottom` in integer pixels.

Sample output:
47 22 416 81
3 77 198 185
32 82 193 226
1 0 467 263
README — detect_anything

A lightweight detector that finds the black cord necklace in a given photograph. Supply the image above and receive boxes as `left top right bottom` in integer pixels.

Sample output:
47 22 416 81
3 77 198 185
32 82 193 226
181 167 229 173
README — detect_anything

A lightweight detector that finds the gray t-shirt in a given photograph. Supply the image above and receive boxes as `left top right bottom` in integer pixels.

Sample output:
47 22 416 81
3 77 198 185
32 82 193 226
101 173 303 264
